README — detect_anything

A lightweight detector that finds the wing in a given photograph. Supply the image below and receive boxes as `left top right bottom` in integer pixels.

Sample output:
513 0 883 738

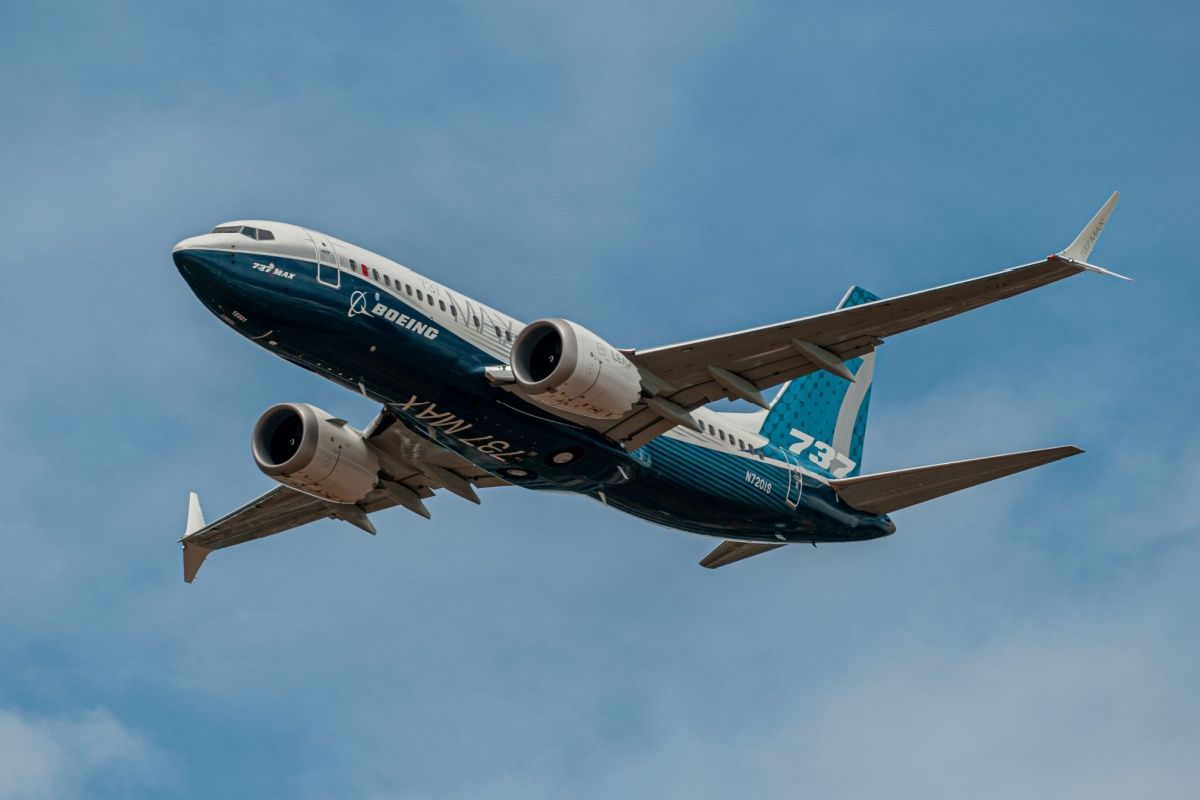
596 193 1124 449
179 407 508 582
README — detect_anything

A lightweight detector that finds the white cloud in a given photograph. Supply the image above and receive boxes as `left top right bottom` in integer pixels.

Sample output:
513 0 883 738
0 708 151 800
402 535 1200 800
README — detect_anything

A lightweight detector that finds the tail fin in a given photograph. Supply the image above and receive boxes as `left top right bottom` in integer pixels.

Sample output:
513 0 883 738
759 286 879 478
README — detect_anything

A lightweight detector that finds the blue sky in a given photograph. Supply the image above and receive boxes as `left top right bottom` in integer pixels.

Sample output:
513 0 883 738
1 2 1198 797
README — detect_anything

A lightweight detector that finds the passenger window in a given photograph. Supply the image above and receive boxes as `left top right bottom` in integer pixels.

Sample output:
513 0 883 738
372 269 380 281
384 275 391 286
450 306 457 318
439 300 446 311
494 325 501 338
428 294 435 306
349 259 357 268
719 430 726 441
256 229 275 241
416 290 423 301
707 424 715 435
738 438 745 449
505 330 513 342
405 285 412 296
472 315 480 328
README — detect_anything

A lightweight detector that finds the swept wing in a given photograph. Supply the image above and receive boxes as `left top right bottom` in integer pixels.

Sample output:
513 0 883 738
598 193 1123 449
179 407 508 582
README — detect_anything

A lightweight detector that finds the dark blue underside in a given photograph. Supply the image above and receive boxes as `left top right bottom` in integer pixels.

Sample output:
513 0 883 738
174 248 894 544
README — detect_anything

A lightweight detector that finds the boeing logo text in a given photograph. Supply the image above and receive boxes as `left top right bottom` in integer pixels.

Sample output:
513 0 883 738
349 290 440 339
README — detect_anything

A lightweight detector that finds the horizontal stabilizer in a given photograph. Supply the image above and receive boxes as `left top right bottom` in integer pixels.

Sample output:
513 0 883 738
700 540 785 569
828 445 1083 515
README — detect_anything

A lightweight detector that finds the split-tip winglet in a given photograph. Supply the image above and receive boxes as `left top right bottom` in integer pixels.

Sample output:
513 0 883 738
182 492 211 583
1056 191 1130 280
185 491 205 536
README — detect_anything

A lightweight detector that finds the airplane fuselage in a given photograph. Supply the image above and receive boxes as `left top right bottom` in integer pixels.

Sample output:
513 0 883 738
173 221 895 546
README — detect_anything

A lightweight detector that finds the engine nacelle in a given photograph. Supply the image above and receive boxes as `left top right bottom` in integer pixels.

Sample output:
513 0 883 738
251 403 380 503
510 318 643 419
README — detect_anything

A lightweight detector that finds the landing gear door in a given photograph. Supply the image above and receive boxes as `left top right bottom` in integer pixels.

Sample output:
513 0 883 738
305 230 341 288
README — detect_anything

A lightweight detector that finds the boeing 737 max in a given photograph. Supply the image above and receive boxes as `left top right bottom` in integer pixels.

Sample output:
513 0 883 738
173 193 1123 581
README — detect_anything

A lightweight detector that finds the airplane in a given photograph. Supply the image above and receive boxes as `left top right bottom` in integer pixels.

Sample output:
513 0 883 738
173 193 1124 582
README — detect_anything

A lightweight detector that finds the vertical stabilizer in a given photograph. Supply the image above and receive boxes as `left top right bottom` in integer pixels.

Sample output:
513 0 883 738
758 286 879 478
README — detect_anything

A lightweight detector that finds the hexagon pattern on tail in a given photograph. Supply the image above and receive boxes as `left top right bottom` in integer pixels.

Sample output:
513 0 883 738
758 286 879 479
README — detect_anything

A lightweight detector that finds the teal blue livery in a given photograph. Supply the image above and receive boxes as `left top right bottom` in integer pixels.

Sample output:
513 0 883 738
758 286 879 479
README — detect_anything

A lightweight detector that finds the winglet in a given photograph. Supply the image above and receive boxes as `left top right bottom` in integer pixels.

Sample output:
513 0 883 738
182 492 211 583
183 542 211 583
186 491 205 535
1068 259 1132 281
1059 191 1120 264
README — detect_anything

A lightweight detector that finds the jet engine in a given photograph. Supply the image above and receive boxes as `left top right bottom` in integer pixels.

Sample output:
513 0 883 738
510 318 643 419
251 403 380 503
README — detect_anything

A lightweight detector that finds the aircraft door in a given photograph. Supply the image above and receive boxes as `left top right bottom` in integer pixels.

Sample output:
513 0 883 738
782 451 804 509
305 230 341 288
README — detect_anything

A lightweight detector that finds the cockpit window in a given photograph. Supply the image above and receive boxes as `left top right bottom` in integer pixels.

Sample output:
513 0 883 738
210 224 274 240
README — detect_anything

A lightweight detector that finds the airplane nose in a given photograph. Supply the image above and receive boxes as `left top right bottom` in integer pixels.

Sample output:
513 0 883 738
172 233 227 281
173 238 278 339
172 241 224 287
173 247 201 270
172 242 246 323
173 234 214 252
